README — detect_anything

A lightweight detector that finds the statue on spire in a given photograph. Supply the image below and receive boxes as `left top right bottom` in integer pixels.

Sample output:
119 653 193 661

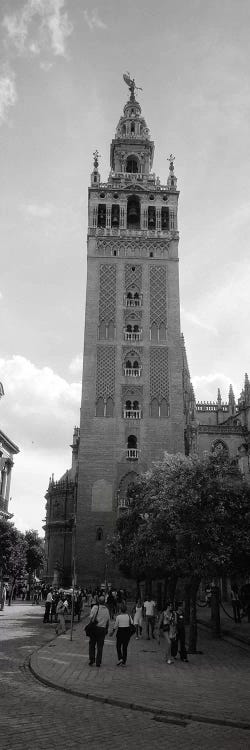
93 150 100 169
167 154 175 173
123 72 142 99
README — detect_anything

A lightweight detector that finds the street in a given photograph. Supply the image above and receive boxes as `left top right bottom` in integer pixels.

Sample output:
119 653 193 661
0 603 249 750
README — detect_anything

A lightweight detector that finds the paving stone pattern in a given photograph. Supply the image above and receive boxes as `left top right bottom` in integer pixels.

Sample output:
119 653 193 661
0 603 250 750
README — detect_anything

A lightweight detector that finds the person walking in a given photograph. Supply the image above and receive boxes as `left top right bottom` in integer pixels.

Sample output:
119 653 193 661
133 599 143 639
88 594 110 667
43 588 53 623
55 592 68 635
176 603 188 661
143 597 156 639
111 601 133 666
158 603 177 664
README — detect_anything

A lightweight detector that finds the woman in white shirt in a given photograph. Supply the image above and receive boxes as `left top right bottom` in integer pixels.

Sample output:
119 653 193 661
111 601 132 666
133 599 143 639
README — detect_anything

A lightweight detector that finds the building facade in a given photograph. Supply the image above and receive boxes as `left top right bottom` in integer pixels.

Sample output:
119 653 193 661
0 382 20 521
76 77 185 585
43 79 250 587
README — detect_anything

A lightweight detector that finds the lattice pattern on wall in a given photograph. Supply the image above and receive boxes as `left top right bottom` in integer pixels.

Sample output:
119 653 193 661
99 265 116 323
96 345 116 399
125 264 142 290
96 239 169 257
150 348 169 400
150 266 167 325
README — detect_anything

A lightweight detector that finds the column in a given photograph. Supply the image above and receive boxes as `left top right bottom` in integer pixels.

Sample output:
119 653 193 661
106 205 112 229
156 207 161 230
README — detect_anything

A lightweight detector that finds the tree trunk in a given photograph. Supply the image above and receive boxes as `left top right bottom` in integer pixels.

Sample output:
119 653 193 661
188 576 200 653
211 585 221 638
184 582 191 625
163 577 168 608
168 574 178 605
136 579 141 600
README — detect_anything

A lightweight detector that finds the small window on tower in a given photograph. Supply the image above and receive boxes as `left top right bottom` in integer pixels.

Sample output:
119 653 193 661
126 157 139 174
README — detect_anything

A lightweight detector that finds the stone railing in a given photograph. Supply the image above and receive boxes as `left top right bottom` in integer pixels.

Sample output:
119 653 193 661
127 448 139 460
123 409 141 419
124 368 141 377
124 331 141 342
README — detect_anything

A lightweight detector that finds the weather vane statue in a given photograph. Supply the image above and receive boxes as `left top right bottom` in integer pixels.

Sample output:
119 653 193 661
123 72 143 98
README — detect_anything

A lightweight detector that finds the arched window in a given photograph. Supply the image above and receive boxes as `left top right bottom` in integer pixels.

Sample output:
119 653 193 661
126 359 132 369
98 204 106 228
126 157 138 173
96 397 105 417
108 321 115 340
133 400 139 411
161 206 169 230
99 321 106 340
126 324 132 332
126 400 132 410
111 204 119 227
159 323 166 341
128 435 137 449
122 124 126 135
160 399 168 418
127 292 132 300
127 195 140 228
133 324 139 333
133 360 139 369
151 398 159 418
131 122 135 134
106 397 114 417
151 323 158 342
96 527 103 541
134 292 139 302
148 206 156 229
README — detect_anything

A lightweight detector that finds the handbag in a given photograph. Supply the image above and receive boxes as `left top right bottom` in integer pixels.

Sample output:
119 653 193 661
129 616 136 637
85 605 99 637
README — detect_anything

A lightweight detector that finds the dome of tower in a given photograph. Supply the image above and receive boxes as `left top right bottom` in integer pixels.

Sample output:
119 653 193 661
115 97 150 140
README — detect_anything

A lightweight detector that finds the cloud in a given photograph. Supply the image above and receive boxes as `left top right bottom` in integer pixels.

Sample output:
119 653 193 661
0 67 17 124
2 0 73 59
83 8 107 31
40 60 53 71
181 307 218 335
21 202 54 218
0 355 81 534
0 355 81 451
0 292 3 300
69 354 82 376
192 372 235 403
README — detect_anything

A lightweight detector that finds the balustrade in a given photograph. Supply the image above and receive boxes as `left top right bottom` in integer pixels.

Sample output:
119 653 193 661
124 368 141 377
127 448 139 460
124 331 141 341
123 409 141 419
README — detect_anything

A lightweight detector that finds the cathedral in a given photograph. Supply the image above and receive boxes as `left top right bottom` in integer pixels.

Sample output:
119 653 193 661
44 76 250 587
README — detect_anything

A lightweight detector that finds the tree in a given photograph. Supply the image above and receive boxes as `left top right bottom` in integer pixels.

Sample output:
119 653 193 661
108 452 250 652
24 530 46 593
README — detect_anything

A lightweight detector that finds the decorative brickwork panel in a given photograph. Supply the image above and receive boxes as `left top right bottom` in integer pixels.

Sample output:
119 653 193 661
125 264 142 290
150 266 167 325
150 348 169 401
96 345 116 399
99 265 116 323
96 238 169 258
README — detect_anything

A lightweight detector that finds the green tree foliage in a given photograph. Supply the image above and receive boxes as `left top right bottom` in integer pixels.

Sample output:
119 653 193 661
24 530 45 578
107 452 250 651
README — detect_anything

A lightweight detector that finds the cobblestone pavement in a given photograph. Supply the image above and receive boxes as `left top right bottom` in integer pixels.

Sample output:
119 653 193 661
0 603 250 750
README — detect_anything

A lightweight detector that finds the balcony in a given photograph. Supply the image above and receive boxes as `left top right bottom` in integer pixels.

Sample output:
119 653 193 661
124 331 141 342
118 498 130 510
124 368 141 377
127 448 139 460
124 296 142 308
123 409 141 419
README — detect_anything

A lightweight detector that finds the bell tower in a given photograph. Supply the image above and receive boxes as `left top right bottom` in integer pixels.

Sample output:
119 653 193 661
76 75 185 585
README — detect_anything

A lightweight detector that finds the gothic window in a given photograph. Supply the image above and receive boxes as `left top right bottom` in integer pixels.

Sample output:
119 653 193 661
131 122 135 134
127 195 140 228
160 398 169 418
148 206 156 229
126 400 132 410
98 204 106 228
151 323 158 342
127 292 132 301
151 398 159 418
107 321 115 340
126 157 139 173
99 321 106 340
96 397 105 417
111 204 120 227
106 397 114 417
128 435 137 449
133 400 139 411
161 207 169 230
126 359 132 369
133 360 139 369
96 527 103 541
159 323 166 341
133 324 139 333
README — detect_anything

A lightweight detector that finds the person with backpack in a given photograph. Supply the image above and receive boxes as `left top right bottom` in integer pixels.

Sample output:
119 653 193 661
88 594 110 667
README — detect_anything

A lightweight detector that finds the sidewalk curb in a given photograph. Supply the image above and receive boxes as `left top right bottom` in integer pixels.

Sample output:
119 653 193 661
198 618 250 648
29 651 250 732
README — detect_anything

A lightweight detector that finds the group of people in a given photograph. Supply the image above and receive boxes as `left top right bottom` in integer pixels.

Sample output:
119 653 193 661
86 595 188 668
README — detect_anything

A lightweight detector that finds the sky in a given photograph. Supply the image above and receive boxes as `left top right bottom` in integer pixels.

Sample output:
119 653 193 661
0 0 250 535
